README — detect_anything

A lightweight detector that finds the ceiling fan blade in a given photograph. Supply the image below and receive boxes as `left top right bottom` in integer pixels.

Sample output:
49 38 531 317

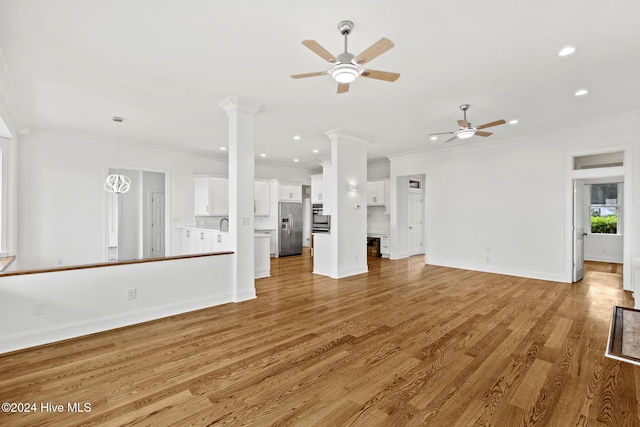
445 135 458 142
475 131 493 137
477 119 506 129
429 131 455 136
360 69 400 82
354 37 394 65
337 82 350 94
290 71 329 79
457 119 469 128
301 40 337 63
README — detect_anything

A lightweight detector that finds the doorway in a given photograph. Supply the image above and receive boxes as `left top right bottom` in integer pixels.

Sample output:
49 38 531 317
569 150 630 290
408 179 424 256
394 174 425 259
106 168 167 261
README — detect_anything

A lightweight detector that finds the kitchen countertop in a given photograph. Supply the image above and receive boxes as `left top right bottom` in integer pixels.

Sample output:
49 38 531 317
175 225 228 232
367 229 390 237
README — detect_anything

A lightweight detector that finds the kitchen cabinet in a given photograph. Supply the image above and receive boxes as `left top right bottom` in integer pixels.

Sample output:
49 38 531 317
194 177 211 216
380 235 390 257
278 182 302 202
254 181 271 216
367 181 386 206
255 229 276 256
310 174 324 204
178 227 228 255
254 234 271 278
194 176 229 216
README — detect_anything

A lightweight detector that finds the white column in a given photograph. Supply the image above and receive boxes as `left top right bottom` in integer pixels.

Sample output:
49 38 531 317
219 96 262 301
316 129 369 278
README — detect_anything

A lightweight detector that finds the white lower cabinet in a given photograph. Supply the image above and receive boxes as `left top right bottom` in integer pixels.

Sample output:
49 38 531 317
380 235 390 257
179 227 228 255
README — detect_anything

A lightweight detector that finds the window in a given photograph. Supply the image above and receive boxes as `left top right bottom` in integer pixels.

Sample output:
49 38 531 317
590 183 620 234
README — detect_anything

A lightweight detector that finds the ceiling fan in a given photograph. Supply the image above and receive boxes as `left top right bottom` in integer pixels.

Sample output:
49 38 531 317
290 20 400 94
429 104 506 142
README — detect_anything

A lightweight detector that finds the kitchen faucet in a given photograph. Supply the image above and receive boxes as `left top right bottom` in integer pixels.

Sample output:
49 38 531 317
219 217 229 232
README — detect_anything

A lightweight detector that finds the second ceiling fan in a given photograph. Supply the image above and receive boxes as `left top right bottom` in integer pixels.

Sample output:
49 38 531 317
430 104 506 142
291 20 400 94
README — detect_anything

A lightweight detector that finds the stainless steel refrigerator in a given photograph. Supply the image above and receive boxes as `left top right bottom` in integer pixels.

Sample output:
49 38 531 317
278 202 303 257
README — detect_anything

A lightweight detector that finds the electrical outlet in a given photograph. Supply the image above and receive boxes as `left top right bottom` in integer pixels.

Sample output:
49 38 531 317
33 302 46 315
127 288 137 300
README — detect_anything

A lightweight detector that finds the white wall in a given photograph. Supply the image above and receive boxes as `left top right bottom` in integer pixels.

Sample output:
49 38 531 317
389 113 640 283
0 254 234 353
585 235 623 263
16 129 314 270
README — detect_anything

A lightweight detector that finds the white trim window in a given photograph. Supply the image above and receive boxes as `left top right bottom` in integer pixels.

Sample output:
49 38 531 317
589 182 623 235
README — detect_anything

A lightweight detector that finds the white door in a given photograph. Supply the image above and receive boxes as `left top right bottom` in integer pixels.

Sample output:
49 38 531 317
573 180 585 282
408 191 424 256
151 192 165 257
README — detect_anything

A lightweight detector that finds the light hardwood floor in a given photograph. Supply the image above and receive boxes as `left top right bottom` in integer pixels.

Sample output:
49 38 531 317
0 256 637 426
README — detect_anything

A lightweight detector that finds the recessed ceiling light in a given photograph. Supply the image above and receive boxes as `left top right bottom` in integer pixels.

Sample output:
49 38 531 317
293 158 299 162
575 89 589 96
260 153 266 157
509 119 519 125
293 135 301 140
312 149 319 153
220 147 226 151
430 136 438 141
558 46 576 57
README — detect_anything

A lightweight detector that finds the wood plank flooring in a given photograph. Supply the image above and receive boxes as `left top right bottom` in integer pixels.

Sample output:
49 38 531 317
0 256 637 426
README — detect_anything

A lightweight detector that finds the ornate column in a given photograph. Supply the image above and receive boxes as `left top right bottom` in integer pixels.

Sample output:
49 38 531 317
219 96 262 301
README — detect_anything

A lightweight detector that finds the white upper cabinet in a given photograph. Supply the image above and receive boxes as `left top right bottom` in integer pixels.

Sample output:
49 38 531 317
209 178 229 216
194 176 229 216
278 182 302 202
310 174 324 204
367 181 386 206
194 176 212 216
254 181 271 216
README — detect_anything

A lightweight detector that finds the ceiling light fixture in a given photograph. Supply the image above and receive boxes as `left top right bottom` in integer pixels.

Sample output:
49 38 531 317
293 135 301 140
331 63 361 83
220 146 227 151
104 117 131 194
260 153 266 157
558 46 576 57
293 158 299 162
509 119 519 125
430 136 438 141
456 128 476 139
312 149 319 153
575 89 589 96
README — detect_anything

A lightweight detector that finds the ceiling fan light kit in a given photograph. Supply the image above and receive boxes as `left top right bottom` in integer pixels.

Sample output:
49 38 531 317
291 20 400 93
456 128 475 139
331 63 360 83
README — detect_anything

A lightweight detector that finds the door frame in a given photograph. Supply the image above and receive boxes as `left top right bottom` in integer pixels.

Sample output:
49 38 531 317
407 179 424 256
566 146 631 290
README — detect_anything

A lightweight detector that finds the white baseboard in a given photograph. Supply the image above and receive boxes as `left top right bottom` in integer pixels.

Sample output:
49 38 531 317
0 293 233 354
585 255 623 263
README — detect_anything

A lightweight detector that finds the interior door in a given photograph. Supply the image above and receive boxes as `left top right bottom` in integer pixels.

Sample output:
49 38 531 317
408 191 424 256
573 180 585 282
151 192 165 257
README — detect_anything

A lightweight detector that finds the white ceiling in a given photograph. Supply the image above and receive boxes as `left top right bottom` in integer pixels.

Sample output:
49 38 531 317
1 0 639 171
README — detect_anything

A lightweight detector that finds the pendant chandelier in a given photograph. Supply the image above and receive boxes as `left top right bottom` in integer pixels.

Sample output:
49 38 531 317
104 116 131 194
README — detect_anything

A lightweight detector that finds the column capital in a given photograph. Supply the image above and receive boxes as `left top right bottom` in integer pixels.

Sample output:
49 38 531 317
219 96 262 116
324 129 371 146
